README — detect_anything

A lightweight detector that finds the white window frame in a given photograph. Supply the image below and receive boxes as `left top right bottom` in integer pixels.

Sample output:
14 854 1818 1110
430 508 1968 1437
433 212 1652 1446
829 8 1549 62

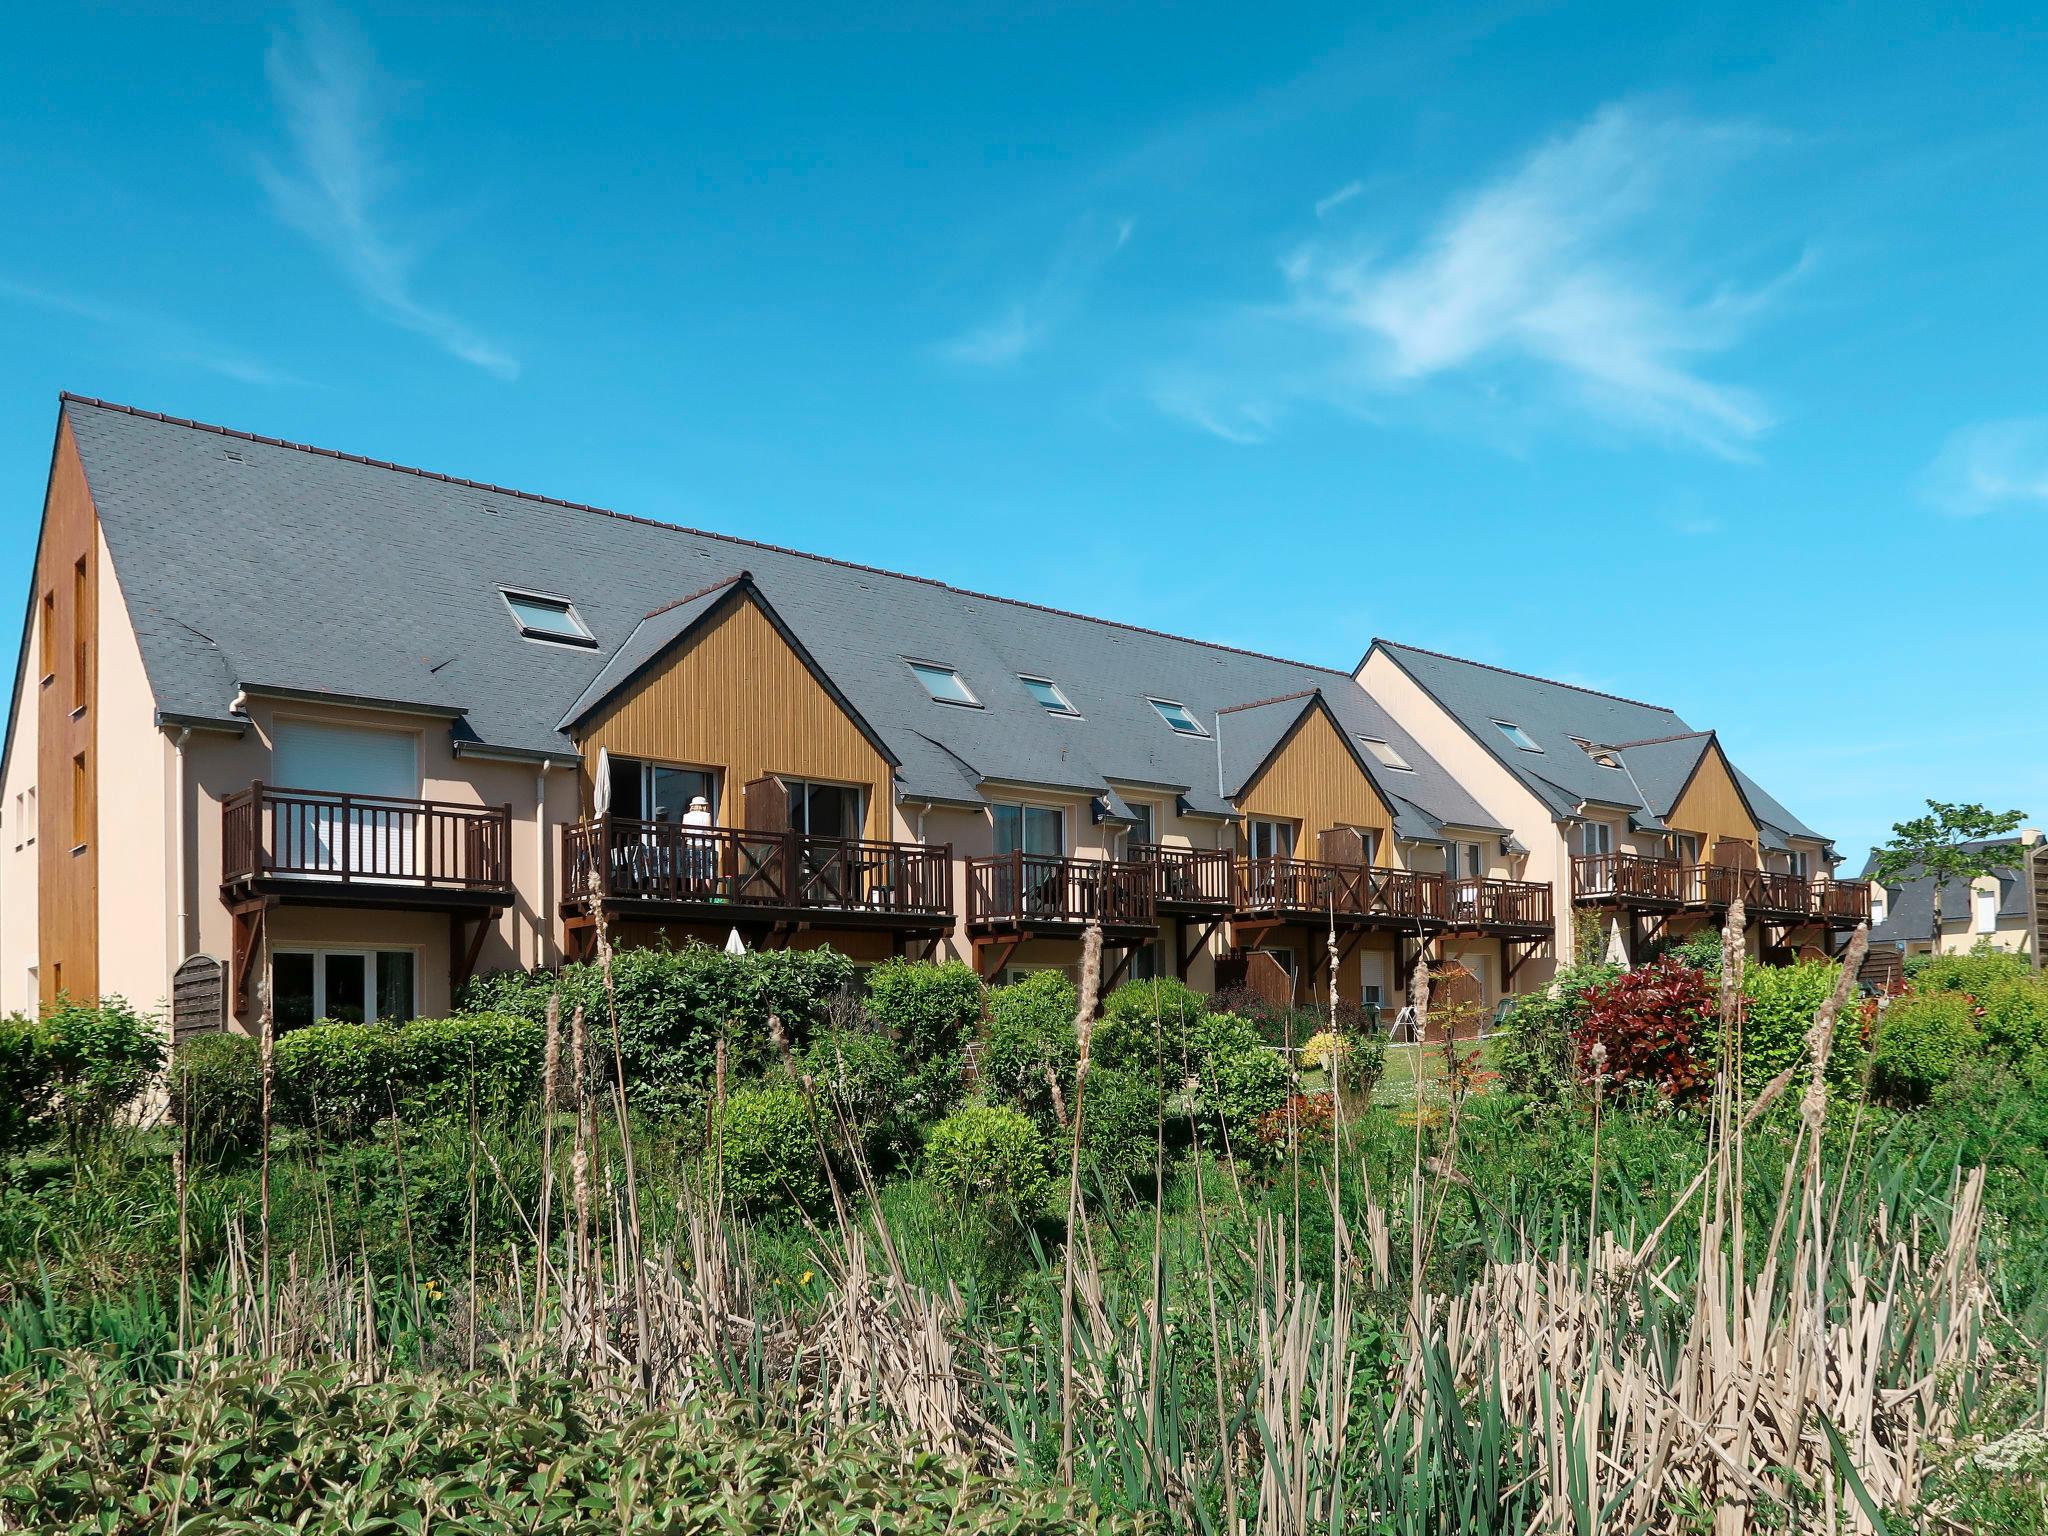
1871 888 1888 924
1788 849 1811 879
908 660 981 707
500 587 596 647
1577 821 1614 858
1019 675 1080 717
1493 719 1543 753
1124 798 1159 853
271 945 421 1027
1448 840 1482 879
1358 735 1414 772
1673 833 1700 866
1248 818 1296 861
1975 886 1999 934
1148 697 1209 737
992 800 1065 857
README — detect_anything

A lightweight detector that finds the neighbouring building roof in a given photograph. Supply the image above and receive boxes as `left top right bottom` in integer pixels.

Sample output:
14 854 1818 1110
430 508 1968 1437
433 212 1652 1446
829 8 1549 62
1368 639 1834 853
45 396 1506 842
1859 837 2035 944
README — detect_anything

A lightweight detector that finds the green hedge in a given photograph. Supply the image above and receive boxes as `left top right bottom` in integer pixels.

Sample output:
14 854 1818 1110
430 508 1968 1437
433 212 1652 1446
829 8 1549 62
0 996 163 1161
862 958 980 1133
1739 960 1861 1094
462 944 853 1119
924 1105 1050 1220
716 1084 827 1212
273 1012 543 1134
169 1033 263 1161
1091 978 1207 1087
803 1027 907 1168
979 972 1078 1133
1495 963 1621 1099
1872 991 1983 1104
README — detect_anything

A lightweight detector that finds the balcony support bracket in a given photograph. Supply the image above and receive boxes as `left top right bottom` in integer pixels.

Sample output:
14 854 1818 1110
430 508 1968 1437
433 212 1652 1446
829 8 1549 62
1177 917 1226 981
450 911 492 999
228 896 272 1012
1503 934 1547 990
973 935 1025 981
1100 941 1141 998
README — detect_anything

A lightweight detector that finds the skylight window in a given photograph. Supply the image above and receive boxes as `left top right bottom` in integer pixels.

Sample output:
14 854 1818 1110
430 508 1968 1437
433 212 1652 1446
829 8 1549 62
1571 737 1622 769
1020 676 1079 716
1148 698 1208 737
909 661 980 706
502 589 595 647
1493 719 1542 753
1358 735 1414 772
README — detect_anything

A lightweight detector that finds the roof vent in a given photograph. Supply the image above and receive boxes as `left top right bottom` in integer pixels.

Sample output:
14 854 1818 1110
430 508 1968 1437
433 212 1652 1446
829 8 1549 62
222 449 244 464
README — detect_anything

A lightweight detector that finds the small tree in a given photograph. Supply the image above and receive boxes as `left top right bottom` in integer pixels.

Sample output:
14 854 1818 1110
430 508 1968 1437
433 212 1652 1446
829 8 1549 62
1872 801 2027 949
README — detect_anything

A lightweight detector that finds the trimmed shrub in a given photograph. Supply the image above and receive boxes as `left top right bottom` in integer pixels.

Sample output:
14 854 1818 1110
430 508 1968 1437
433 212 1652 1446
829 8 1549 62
1655 929 1729 977
1092 978 1208 1085
864 959 982 1067
1496 962 1621 1099
36 996 165 1154
1076 1064 1162 1190
1574 958 1716 1100
1189 1011 1290 1136
169 1033 262 1161
716 1085 827 1212
803 1027 906 1166
980 972 1078 1131
1872 991 1983 1104
1739 960 1858 1094
0 1014 50 1161
1975 975 2048 1062
924 1105 1050 1219
274 1022 398 1134
462 944 856 1117
388 1013 544 1121
1911 947 2033 998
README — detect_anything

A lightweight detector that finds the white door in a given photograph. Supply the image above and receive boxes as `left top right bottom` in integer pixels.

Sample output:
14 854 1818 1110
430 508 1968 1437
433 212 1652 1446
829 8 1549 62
271 723 421 878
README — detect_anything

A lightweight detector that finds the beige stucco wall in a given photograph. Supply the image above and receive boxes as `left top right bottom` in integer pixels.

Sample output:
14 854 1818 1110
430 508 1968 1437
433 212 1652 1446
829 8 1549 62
0 592 41 1017
93 534 173 1018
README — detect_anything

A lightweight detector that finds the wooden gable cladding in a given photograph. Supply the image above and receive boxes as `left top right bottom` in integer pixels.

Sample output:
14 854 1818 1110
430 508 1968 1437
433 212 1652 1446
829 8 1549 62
575 589 892 840
1233 703 1398 864
37 420 99 1005
1667 738 1759 860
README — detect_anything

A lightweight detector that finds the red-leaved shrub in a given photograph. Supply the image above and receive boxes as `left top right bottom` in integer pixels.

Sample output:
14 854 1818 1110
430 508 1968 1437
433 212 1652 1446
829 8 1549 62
1254 1092 1336 1153
1574 957 1717 1099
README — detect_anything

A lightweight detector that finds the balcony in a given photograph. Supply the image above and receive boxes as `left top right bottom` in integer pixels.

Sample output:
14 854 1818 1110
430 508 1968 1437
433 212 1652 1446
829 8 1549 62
1128 843 1233 914
1443 876 1553 934
1812 878 1873 926
1572 853 1685 907
965 853 1156 934
1686 865 1812 919
1233 858 1447 928
563 818 952 934
221 782 513 910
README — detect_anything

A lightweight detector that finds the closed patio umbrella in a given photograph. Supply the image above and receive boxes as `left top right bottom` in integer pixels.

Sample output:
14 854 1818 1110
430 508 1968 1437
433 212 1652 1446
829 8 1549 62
593 747 611 815
724 927 747 956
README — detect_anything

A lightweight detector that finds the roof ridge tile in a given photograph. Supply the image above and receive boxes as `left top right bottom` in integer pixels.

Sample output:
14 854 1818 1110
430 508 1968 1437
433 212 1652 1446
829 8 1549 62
1375 635 1674 713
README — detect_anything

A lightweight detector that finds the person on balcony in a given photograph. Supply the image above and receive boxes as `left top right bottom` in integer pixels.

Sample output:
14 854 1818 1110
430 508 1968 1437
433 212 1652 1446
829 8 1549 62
683 795 717 890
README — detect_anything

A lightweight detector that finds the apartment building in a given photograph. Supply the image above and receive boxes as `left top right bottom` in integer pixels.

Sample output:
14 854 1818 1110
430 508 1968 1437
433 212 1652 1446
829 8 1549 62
1863 833 2045 961
0 396 1863 1036
1359 641 1869 968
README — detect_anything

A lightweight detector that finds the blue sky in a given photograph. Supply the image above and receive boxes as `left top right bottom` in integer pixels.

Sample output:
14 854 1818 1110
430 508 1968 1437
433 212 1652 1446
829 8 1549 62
4 1 2045 864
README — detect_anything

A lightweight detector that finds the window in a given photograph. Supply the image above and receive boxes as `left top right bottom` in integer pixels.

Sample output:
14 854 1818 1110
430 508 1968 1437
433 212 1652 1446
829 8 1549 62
1788 850 1811 879
70 754 87 848
1148 698 1207 736
1975 886 1999 934
23 788 33 849
784 779 863 838
1248 818 1295 860
39 591 54 680
607 756 719 823
1358 736 1413 771
1129 940 1164 983
1125 800 1155 851
1576 821 1612 858
1673 833 1700 866
909 661 979 706
72 558 89 708
994 802 1063 857
271 948 418 1029
1872 888 1888 924
1020 676 1078 716
1447 841 1482 879
1493 720 1542 752
501 589 595 646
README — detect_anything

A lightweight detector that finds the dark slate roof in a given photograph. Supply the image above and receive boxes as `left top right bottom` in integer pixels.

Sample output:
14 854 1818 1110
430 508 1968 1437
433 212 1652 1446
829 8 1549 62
1369 639 1833 850
1859 837 2035 944
49 397 1504 840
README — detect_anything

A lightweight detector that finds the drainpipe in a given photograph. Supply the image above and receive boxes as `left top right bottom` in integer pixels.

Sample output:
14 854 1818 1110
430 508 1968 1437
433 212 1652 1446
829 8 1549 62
535 762 551 968
172 727 190 972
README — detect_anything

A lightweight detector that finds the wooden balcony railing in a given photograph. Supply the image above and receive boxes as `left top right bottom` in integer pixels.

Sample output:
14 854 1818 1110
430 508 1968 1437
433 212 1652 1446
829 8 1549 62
564 818 951 918
1129 843 1233 909
1813 878 1872 923
1234 858 1447 925
1444 876 1553 930
1572 853 1683 903
222 781 512 892
966 853 1156 929
1684 866 1814 915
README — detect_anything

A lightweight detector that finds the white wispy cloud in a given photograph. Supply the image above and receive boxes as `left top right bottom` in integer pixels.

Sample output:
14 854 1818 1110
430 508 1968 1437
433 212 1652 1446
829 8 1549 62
1160 104 1797 454
1314 179 1363 219
1921 418 2048 515
0 277 295 386
256 7 517 379
938 214 1134 368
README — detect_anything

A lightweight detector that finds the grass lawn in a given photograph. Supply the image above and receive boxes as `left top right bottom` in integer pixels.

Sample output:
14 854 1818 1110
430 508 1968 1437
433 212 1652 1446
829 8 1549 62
1370 1033 1506 1105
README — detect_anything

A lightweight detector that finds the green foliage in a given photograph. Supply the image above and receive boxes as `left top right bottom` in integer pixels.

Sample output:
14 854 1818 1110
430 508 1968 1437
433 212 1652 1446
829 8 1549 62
863 958 982 1067
1495 963 1621 1098
1872 990 1983 1104
1576 958 1717 1099
1092 977 1207 1085
273 1013 544 1134
0 1014 50 1162
803 1027 906 1166
0 1352 1118 1535
1191 1011 1290 1137
979 972 1078 1130
1076 1065 1162 1190
1912 946 2035 998
1872 801 2027 931
923 1104 1050 1219
168 1033 262 1161
274 1022 398 1134
33 997 166 1156
1739 961 1859 1094
1656 929 1728 977
715 1084 826 1212
463 943 855 1117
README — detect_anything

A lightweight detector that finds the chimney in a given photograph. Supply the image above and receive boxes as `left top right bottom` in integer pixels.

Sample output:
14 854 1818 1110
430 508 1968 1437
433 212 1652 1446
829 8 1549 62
2022 828 2042 846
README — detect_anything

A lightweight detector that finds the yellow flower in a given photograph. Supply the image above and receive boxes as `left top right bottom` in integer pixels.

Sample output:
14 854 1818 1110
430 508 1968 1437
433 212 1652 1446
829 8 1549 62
800 1270 814 1285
